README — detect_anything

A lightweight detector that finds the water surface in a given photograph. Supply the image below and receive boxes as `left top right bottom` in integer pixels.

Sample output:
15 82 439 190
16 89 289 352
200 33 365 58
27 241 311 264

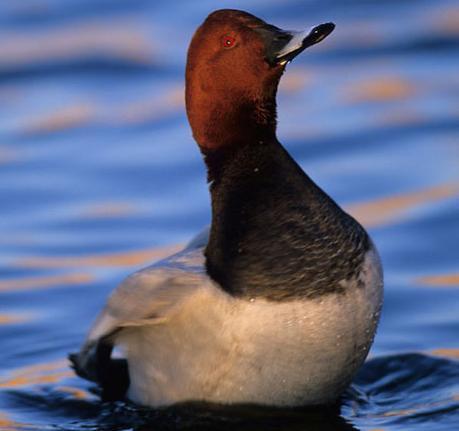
0 0 458 430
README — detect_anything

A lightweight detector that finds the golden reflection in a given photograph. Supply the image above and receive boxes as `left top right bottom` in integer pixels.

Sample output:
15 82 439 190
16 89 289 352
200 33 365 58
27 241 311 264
0 19 152 67
11 359 68 374
417 273 459 287
430 348 459 359
345 76 414 103
55 385 95 400
25 103 94 135
346 183 459 228
279 70 313 93
0 414 24 431
381 408 417 417
0 314 29 325
0 371 71 388
0 359 72 389
374 394 459 419
0 273 94 292
18 245 181 269
115 85 184 125
79 201 140 219
433 5 459 35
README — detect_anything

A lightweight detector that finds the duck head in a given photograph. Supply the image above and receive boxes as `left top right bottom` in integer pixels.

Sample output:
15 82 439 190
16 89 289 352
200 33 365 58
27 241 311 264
185 9 334 154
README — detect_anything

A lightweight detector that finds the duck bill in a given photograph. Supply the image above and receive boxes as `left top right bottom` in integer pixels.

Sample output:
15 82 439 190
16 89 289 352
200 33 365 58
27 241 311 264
265 22 335 66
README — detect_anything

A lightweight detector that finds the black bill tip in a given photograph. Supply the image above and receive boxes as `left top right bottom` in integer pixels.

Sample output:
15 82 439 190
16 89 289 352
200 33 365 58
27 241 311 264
274 22 335 65
304 22 335 48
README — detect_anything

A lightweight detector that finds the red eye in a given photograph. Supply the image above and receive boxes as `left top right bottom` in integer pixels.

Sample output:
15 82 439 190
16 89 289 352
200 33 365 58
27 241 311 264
222 35 236 48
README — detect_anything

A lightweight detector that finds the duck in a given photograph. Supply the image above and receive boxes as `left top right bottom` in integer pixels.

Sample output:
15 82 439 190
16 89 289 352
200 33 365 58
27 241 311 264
70 9 383 408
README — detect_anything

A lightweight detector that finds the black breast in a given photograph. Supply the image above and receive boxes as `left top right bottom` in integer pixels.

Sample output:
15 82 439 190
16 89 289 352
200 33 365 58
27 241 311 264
205 140 370 301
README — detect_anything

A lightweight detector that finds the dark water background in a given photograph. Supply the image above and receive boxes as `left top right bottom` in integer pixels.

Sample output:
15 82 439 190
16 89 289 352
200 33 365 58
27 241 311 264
0 0 458 430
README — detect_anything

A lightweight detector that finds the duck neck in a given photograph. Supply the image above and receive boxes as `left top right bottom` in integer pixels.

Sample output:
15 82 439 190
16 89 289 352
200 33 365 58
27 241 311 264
205 139 310 299
186 77 279 164
194 97 278 182
204 139 370 301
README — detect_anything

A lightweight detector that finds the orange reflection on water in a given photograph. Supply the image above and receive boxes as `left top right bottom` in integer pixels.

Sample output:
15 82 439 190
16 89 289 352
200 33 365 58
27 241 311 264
432 5 459 35
0 314 29 325
372 394 459 420
55 385 95 401
417 273 459 287
18 245 181 269
0 273 94 292
346 182 459 228
430 349 459 359
114 85 184 125
0 359 72 389
279 69 313 94
0 18 153 68
25 103 94 135
0 414 24 431
345 76 414 103
79 201 140 219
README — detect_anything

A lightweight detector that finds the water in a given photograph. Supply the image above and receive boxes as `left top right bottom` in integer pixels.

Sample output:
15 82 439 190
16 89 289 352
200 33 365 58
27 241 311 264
0 0 458 430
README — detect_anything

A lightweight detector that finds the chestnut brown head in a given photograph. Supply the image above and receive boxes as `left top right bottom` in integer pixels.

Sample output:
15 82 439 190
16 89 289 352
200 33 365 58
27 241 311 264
185 9 334 152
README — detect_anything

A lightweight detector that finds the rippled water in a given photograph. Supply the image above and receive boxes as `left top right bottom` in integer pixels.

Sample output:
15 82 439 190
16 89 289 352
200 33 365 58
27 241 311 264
0 0 458 430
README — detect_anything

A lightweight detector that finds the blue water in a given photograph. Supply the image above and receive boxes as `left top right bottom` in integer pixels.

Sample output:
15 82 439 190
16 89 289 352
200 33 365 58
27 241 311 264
0 0 458 430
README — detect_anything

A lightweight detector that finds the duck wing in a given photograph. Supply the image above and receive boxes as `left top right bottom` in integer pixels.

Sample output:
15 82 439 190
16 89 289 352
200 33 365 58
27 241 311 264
69 228 211 399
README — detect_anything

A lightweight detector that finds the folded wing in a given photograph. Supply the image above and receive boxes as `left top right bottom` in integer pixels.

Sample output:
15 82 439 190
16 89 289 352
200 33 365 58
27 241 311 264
69 236 210 399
